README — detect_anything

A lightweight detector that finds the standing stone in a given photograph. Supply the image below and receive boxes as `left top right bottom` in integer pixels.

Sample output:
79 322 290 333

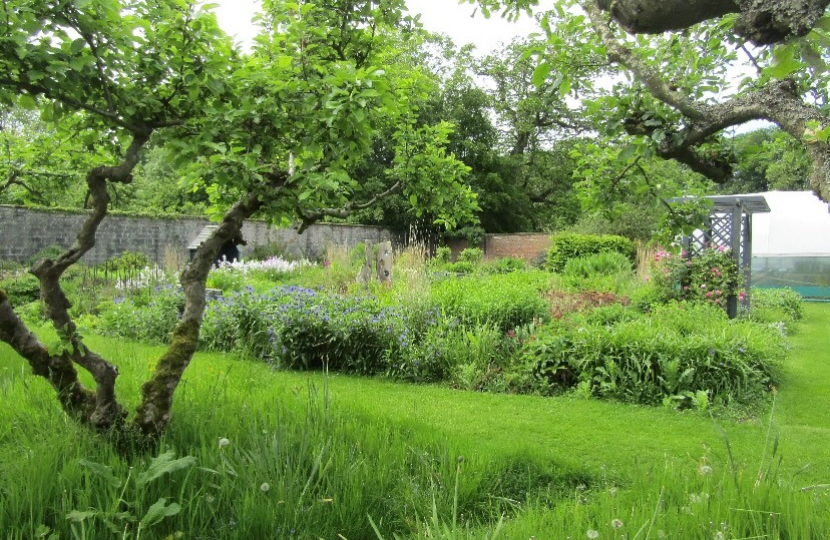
376 240 393 284
357 240 373 287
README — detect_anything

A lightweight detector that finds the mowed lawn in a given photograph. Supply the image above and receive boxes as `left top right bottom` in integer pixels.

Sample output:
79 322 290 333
9 303 823 483
2 304 830 539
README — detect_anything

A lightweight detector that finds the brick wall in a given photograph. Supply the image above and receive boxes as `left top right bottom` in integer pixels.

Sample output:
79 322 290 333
0 205 392 265
440 233 551 262
484 233 551 262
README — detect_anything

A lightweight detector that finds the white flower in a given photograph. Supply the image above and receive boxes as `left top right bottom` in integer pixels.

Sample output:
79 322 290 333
260 482 270 493
611 519 624 529
699 465 713 475
587 530 599 539
218 437 230 448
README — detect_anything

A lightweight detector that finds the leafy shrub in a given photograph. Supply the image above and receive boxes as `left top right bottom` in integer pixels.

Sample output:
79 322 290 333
751 288 803 323
103 251 150 273
15 300 46 323
650 247 742 309
26 244 65 266
201 286 409 375
0 273 40 307
433 246 452 264
206 269 246 292
431 273 549 331
628 283 668 313
483 257 527 274
444 261 476 274
524 302 785 407
562 252 632 279
96 286 184 344
458 248 484 265
545 233 636 273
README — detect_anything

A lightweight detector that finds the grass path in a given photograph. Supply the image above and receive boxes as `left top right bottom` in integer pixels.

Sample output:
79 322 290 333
206 303 830 484
770 303 830 482
5 304 830 486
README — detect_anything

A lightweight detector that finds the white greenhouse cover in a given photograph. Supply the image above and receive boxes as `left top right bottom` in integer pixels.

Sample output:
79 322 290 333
748 191 830 257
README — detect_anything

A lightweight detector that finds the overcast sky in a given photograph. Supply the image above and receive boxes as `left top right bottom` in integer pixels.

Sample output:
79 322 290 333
213 0 537 54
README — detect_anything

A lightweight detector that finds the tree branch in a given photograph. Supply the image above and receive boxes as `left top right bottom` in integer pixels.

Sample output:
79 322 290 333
0 78 136 132
582 1 707 121
296 180 403 233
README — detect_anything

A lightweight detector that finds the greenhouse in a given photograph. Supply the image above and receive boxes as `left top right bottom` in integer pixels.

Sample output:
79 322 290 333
750 191 830 300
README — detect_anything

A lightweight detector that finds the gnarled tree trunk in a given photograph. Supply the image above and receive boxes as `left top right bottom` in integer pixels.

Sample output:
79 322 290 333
597 0 830 45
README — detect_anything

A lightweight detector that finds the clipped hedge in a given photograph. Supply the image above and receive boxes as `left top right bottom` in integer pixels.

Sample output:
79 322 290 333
545 233 636 273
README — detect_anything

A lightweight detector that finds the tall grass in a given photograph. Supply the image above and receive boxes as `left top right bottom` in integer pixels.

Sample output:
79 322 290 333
1 302 828 539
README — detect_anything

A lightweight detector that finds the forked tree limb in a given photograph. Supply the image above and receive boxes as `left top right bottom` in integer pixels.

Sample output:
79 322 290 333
0 291 96 420
584 0 830 198
6 132 152 430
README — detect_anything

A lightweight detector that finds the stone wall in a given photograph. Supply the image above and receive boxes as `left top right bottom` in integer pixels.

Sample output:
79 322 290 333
0 205 393 265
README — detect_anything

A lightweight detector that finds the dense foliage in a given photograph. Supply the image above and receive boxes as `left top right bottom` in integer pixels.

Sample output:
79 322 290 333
544 233 636 273
526 302 786 407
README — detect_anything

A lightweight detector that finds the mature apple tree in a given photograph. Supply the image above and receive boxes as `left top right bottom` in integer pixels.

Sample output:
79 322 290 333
0 0 475 442
469 0 830 207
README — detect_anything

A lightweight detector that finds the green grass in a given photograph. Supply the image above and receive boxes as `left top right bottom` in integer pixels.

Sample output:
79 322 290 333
2 305 830 539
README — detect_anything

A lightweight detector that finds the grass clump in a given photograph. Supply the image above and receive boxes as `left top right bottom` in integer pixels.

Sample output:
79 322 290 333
430 272 551 331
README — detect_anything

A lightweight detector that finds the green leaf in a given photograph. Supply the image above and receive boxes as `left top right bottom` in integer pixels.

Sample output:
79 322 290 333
136 451 196 487
70 38 87 55
766 43 803 79
532 62 552 87
69 56 93 71
66 510 98 522
140 498 182 528
18 94 36 110
79 459 122 488
409 193 417 206
558 75 572 97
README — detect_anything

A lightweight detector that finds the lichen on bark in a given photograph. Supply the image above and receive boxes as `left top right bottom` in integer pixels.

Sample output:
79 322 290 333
133 319 201 436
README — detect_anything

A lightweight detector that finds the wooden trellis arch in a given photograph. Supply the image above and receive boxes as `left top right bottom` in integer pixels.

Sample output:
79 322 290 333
671 195 770 318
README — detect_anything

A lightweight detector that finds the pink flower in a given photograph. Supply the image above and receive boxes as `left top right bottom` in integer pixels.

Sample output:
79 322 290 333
715 290 722 296
682 286 690 290
718 245 726 252
739 292 747 301
705 291 713 298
